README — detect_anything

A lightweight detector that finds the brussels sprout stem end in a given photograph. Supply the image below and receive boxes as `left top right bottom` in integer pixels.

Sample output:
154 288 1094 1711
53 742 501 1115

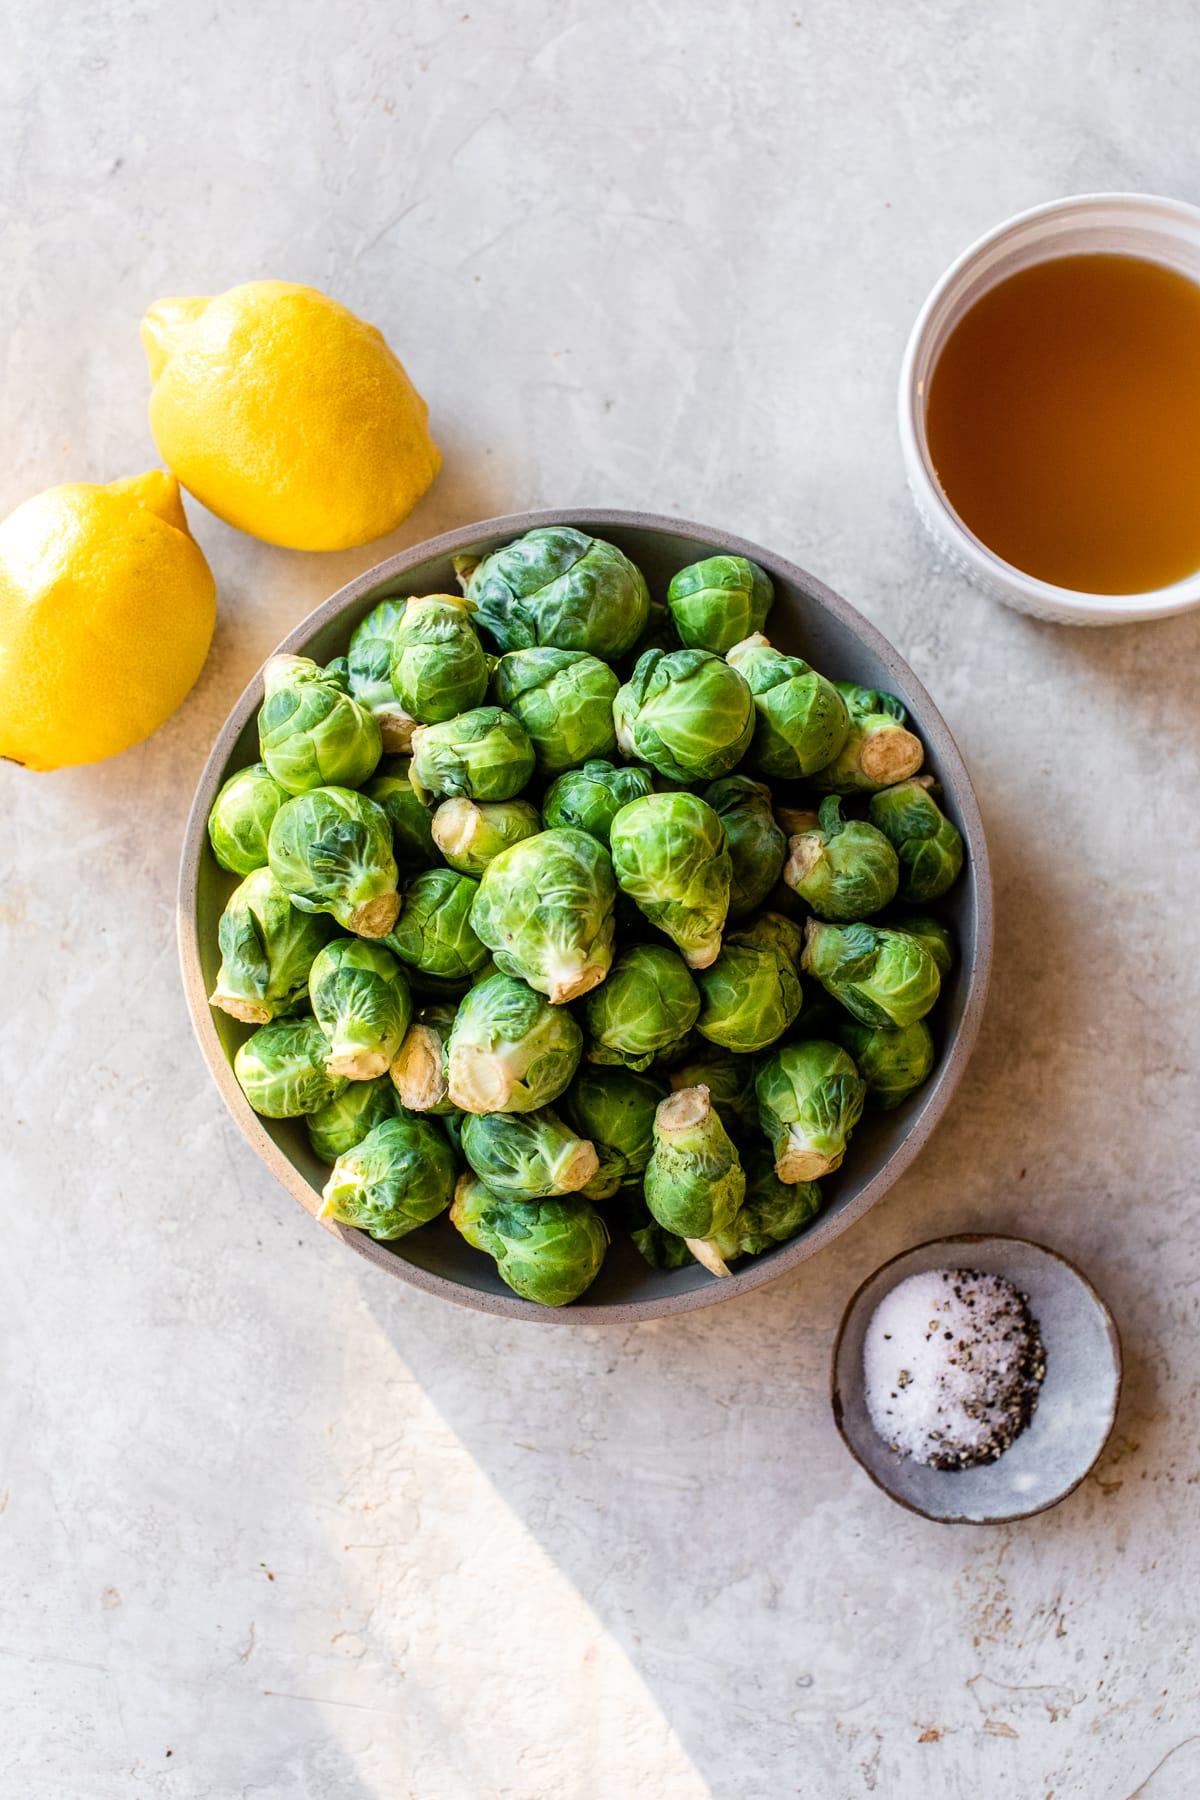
859 725 923 786
209 986 273 1025
686 1236 732 1277
326 1047 390 1082
348 892 402 938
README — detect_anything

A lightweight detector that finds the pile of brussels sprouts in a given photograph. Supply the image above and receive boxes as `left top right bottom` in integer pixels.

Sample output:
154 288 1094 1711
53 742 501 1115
206 526 965 1307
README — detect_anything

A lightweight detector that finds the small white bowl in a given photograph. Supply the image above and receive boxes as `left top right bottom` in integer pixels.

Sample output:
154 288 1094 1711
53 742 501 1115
832 1235 1122 1525
899 192 1200 625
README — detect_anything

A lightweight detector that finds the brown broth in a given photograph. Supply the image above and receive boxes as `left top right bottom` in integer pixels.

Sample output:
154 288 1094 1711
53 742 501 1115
925 253 1200 594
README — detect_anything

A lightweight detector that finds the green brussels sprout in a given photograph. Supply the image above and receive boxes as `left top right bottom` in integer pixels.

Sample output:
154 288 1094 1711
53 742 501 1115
801 919 942 1029
430 796 541 877
691 1145 822 1275
668 1048 759 1140
308 938 414 1080
389 1000 458 1114
810 682 924 793
755 1040 866 1182
868 778 964 902
701 775 787 919
832 1015 935 1111
388 593 490 724
460 1107 599 1198
233 1018 348 1118
492 647 618 775
725 635 850 779
347 597 416 750
457 526 650 658
451 1173 608 1307
643 1085 746 1246
693 912 805 1053
306 1077 398 1163
446 973 583 1114
631 1216 695 1271
258 654 382 794
783 795 900 921
384 869 488 982
613 648 754 782
609 792 732 970
562 1065 666 1199
409 706 535 803
542 759 653 845
470 828 617 1004
583 944 700 1072
209 867 332 1024
363 757 438 869
323 656 350 688
319 1113 456 1241
666 554 774 654
891 912 954 976
207 762 289 875
267 786 401 937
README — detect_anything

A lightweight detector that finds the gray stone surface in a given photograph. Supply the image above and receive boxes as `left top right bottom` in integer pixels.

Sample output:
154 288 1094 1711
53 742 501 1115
3 3 1199 1796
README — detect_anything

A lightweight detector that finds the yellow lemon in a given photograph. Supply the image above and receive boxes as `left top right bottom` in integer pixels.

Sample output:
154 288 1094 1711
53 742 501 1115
0 470 216 771
141 281 441 551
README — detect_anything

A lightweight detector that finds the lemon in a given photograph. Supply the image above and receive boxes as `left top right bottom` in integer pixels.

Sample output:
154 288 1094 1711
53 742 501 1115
141 281 441 551
0 470 216 771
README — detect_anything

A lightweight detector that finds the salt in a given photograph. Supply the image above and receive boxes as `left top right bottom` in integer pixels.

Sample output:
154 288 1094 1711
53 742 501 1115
863 1268 1045 1470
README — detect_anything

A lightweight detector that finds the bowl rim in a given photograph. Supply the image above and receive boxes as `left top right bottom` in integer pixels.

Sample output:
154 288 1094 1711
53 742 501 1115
178 506 994 1322
830 1231 1123 1524
898 190 1200 623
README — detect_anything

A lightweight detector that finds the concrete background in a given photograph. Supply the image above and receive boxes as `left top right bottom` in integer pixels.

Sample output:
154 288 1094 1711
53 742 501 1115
3 2 1199 1795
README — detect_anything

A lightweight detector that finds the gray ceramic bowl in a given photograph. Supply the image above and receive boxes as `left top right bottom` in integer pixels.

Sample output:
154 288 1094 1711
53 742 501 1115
832 1235 1122 1522
178 509 993 1320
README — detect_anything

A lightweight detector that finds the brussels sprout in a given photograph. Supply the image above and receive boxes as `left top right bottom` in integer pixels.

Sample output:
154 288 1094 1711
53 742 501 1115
801 919 942 1029
643 1086 746 1246
389 1000 458 1114
668 1048 760 1140
868 778 964 902
446 973 582 1113
306 1077 398 1163
461 1107 599 1198
470 828 616 1004
385 869 488 982
451 1173 608 1306
583 944 700 1071
457 526 650 658
363 758 438 869
832 1015 935 1111
308 938 413 1080
693 912 805 1053
234 1018 348 1119
387 594 489 724
492 647 618 775
431 796 541 877
631 1217 695 1271
319 1113 456 1241
783 795 900 921
810 682 924 793
409 706 535 803
258 654 382 794
346 597 416 750
210 867 332 1024
691 1145 822 1275
562 1065 666 1199
702 775 787 919
207 762 289 875
613 648 754 783
542 759 653 845
666 554 774 654
893 912 954 976
755 1040 866 1182
267 786 401 937
609 792 732 970
725 635 850 779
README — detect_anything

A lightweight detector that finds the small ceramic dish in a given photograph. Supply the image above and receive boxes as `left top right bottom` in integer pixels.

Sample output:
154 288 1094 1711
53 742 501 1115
831 1234 1121 1524
899 191 1200 625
